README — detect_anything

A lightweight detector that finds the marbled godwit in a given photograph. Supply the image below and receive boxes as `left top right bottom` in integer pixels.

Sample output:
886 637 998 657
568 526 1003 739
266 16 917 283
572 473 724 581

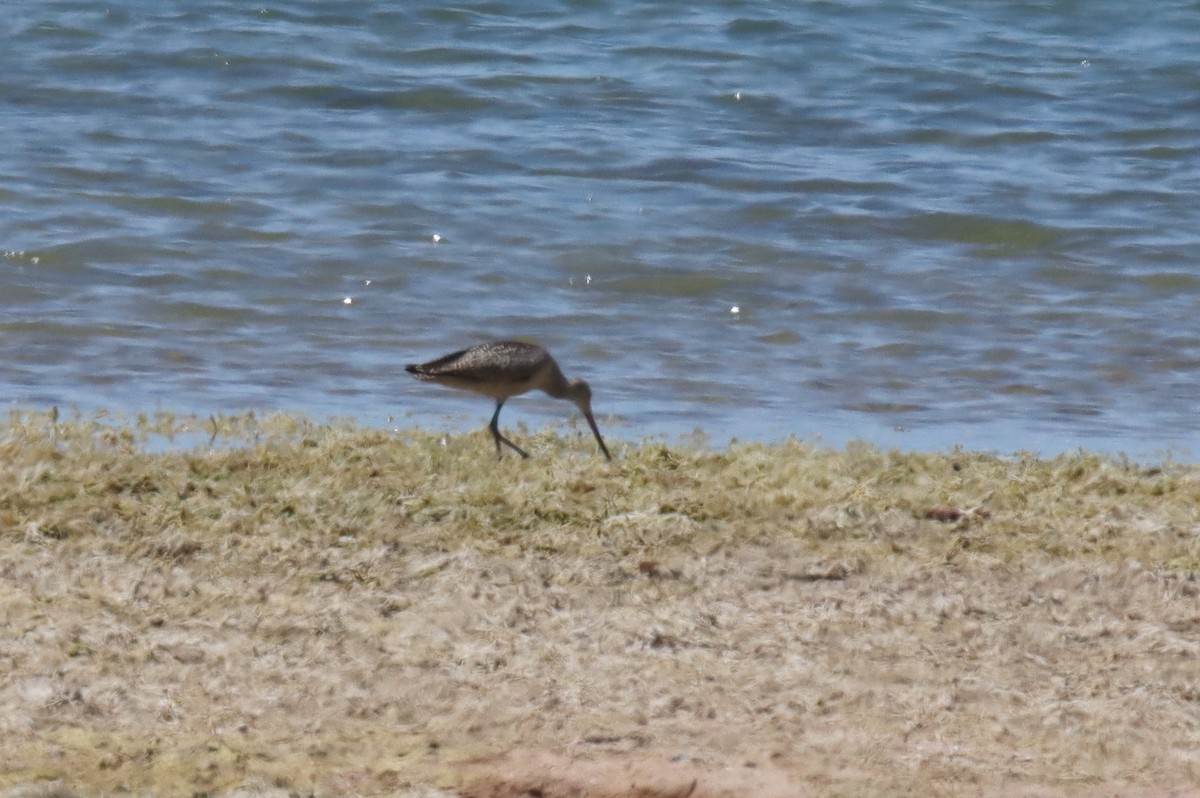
406 340 612 461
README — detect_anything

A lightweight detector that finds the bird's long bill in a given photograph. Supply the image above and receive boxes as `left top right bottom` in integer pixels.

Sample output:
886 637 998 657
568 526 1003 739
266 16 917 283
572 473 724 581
583 408 612 461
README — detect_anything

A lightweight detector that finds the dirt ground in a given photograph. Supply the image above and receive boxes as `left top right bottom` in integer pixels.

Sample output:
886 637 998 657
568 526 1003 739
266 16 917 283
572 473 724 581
2 418 1199 796
4 542 1200 797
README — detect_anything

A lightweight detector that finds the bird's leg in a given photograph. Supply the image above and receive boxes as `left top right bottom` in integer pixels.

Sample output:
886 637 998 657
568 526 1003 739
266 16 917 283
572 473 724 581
489 400 530 460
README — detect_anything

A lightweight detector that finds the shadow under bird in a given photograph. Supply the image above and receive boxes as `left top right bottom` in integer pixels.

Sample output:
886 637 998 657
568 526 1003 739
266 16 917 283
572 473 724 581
406 340 612 461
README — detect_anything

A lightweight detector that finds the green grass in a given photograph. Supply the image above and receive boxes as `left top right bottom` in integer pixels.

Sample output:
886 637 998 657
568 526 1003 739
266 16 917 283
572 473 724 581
9 409 1197 567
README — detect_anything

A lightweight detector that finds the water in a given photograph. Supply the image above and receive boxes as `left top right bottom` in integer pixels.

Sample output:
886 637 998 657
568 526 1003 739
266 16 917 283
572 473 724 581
4 1 1200 458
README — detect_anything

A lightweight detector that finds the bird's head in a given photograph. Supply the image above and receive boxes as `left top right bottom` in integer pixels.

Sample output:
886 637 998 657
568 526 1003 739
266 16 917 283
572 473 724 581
564 378 592 408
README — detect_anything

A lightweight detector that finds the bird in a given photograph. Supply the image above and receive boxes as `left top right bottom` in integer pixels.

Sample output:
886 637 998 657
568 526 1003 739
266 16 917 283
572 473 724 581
406 340 612 461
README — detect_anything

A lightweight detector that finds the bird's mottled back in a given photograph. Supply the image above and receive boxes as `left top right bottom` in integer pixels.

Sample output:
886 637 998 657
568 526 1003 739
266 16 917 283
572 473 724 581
407 341 552 385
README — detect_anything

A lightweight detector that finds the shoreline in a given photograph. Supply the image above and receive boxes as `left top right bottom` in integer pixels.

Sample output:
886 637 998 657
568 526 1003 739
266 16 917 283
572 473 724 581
3 412 1198 797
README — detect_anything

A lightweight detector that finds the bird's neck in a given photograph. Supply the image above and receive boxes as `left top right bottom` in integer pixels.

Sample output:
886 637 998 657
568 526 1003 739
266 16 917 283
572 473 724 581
540 364 572 399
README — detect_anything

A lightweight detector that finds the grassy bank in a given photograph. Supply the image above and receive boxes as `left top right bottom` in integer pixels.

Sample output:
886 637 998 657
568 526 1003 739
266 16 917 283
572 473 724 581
2 411 1199 797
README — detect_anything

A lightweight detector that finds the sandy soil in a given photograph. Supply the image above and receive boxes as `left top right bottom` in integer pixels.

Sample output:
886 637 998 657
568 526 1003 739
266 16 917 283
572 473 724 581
3 420 1200 796
3 540 1199 797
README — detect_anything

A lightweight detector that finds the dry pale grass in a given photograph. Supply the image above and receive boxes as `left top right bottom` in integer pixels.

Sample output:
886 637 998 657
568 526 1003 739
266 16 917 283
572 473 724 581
1 410 1199 797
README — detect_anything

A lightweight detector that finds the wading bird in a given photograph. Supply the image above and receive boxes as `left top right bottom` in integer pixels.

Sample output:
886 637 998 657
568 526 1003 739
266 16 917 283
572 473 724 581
406 340 611 461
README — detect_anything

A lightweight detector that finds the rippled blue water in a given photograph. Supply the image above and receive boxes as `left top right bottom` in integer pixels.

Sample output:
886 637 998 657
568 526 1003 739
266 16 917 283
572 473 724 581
3 1 1200 457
